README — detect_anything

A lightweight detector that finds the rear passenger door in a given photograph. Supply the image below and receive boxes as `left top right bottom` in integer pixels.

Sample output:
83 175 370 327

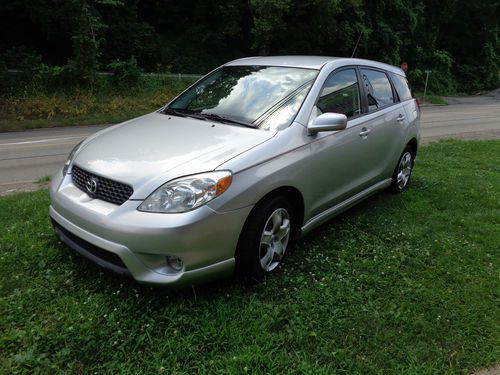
354 67 407 182
390 72 420 135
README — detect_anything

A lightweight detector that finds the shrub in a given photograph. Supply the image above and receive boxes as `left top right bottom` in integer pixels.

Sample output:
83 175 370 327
107 57 142 88
407 49 457 96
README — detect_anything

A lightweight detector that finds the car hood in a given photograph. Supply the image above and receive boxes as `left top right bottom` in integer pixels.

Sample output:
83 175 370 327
73 112 275 198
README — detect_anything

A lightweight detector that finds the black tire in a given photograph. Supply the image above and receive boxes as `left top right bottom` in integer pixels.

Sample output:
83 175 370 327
235 196 294 281
390 145 415 193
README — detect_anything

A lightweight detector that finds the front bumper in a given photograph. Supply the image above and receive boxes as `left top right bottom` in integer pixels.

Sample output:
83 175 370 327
49 172 253 286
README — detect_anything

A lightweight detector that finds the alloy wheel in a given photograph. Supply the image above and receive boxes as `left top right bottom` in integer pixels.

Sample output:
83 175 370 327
397 151 413 189
259 208 290 272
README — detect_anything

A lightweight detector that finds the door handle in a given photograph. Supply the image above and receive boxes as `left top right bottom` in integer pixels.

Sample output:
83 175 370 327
359 128 371 137
397 114 406 122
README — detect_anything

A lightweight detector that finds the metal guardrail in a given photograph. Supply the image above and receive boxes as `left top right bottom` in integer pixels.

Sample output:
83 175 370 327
157 73 203 79
5 69 203 79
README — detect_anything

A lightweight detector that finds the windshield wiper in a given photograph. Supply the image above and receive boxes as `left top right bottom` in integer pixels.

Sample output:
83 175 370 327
162 108 207 121
163 108 257 128
162 108 187 117
200 113 258 129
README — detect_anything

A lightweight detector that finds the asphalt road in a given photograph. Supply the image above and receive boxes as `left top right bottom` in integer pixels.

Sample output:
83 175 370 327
1 99 499 194
0 125 107 194
420 103 500 142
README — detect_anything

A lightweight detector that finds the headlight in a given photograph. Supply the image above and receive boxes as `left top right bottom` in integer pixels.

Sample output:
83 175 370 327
138 171 232 213
62 140 84 175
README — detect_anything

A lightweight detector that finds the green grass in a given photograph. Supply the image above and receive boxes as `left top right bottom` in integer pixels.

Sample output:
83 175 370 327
424 94 447 105
1 140 499 374
415 92 448 105
35 176 51 184
0 113 137 132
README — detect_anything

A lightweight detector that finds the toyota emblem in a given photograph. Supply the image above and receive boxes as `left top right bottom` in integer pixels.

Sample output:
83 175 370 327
86 177 98 195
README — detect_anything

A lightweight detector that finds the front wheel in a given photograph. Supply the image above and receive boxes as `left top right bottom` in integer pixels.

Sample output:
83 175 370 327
390 146 414 193
235 196 293 280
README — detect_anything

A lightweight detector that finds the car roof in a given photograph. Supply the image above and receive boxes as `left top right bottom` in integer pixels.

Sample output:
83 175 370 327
225 55 405 75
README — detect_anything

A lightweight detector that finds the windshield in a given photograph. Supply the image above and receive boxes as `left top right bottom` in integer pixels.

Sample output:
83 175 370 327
167 66 318 131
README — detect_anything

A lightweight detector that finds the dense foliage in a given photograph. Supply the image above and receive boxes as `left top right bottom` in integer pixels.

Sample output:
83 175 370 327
0 0 499 94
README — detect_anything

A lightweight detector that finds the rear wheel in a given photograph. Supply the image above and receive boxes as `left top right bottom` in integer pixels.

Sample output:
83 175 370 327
235 196 293 280
390 146 414 193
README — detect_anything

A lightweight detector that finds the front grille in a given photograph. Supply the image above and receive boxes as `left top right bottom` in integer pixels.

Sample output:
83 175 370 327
52 219 130 275
72 165 133 205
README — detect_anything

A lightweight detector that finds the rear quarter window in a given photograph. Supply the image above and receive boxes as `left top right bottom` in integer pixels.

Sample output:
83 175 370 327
360 68 395 111
391 73 413 101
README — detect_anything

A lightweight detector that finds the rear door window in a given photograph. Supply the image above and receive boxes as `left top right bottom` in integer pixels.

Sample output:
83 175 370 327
317 69 361 118
391 73 413 101
360 68 395 111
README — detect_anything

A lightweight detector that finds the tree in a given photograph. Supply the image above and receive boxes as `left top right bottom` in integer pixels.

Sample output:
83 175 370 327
0 0 498 92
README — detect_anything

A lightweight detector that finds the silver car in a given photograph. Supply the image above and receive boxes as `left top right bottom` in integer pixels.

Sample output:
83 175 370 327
50 56 420 286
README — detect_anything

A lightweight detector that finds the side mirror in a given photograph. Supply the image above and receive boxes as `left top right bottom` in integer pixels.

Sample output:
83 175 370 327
308 113 347 135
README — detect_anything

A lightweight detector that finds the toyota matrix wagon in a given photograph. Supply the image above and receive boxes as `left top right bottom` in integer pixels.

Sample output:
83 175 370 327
50 56 420 286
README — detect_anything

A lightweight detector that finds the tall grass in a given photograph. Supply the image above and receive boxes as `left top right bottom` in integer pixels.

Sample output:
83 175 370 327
0 74 195 131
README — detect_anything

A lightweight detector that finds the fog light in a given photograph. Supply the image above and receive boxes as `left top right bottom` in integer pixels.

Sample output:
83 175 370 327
166 255 183 272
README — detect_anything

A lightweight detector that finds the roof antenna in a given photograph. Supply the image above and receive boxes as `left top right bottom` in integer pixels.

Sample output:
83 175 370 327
351 31 362 58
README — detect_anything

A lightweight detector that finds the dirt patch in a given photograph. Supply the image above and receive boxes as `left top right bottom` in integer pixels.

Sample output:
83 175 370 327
0 181 49 196
421 129 500 144
471 364 500 375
